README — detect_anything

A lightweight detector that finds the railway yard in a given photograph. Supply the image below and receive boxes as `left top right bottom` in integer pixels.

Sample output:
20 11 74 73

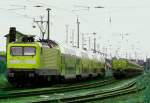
1 1 150 102
0 71 149 103
0 27 148 103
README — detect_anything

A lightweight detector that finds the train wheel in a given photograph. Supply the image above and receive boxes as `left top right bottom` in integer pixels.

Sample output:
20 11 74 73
7 77 17 86
76 75 82 81
113 70 125 79
97 70 105 78
88 74 93 79
58 76 65 83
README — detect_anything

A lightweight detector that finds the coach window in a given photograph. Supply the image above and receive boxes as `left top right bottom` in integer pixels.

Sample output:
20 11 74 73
61 55 65 64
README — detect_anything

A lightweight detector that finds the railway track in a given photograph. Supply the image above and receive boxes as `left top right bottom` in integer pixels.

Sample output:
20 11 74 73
31 78 141 103
0 77 142 103
0 78 117 99
1 77 112 91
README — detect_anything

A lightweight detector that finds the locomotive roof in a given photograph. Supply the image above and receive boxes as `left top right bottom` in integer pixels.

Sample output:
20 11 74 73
59 45 105 63
43 40 106 62
9 40 105 62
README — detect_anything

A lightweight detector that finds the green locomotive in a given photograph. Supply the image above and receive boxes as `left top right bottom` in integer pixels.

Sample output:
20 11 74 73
7 40 106 84
112 58 144 78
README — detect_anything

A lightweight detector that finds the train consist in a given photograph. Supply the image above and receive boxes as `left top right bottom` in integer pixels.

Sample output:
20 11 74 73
112 58 144 78
7 39 106 84
6 27 144 84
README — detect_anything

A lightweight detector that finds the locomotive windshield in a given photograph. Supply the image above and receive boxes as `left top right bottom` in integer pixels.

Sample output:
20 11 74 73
24 47 36 56
11 47 22 56
11 47 36 56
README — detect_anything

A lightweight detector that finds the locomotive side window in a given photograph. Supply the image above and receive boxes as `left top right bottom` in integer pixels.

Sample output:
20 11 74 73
11 47 23 56
24 47 36 56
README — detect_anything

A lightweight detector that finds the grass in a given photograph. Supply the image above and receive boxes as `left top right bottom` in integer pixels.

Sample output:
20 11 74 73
90 70 150 103
0 74 11 88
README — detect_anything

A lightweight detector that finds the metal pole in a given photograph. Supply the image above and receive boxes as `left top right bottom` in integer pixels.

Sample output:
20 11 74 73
65 25 69 45
88 37 91 51
72 29 75 47
77 17 80 48
82 33 84 49
93 32 96 53
109 44 112 58
47 8 51 40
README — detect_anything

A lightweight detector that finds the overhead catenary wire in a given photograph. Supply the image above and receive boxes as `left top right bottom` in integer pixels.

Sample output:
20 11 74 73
5 2 108 54
0 7 34 19
33 16 48 39
8 4 43 11
24 0 108 48
5 0 107 34
0 1 149 57
25 0 104 26
26 0 73 14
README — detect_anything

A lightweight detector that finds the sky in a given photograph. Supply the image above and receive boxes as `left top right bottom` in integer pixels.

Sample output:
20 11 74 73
0 0 150 59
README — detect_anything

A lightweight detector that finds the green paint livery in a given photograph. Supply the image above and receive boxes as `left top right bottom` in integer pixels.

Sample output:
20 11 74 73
7 41 106 82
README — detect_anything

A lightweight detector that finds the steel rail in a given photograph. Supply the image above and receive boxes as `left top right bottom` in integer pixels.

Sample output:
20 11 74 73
2 78 113 91
0 78 116 99
31 79 139 103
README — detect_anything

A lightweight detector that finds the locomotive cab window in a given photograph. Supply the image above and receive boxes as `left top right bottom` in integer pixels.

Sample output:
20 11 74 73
24 47 36 56
10 47 36 56
11 47 23 56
